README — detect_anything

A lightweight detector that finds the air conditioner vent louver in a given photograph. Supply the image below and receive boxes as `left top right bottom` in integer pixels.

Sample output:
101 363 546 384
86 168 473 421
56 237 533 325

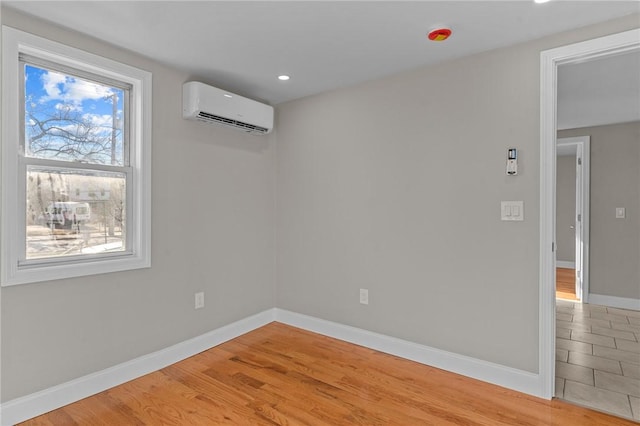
196 111 269 134
183 81 274 135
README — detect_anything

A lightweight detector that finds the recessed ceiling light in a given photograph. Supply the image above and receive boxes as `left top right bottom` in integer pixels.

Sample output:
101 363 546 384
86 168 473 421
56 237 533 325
534 0 551 3
223 93 233 98
278 75 290 81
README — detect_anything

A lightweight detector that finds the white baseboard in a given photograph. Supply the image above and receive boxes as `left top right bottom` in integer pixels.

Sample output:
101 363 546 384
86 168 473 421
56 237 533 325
556 261 575 269
1 308 547 425
0 309 276 426
588 294 640 311
274 309 542 398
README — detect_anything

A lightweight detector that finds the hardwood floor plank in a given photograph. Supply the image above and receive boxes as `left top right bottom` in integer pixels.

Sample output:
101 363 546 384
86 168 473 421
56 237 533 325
162 363 255 410
19 322 638 425
557 267 577 300
223 349 374 424
225 332 456 424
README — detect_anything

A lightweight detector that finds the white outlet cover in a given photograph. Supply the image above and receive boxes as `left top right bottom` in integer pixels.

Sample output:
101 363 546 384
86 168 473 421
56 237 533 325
359 288 369 305
195 292 205 309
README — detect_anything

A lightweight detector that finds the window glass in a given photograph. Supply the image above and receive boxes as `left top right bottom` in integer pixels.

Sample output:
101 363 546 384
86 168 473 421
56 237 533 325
26 166 126 260
24 64 126 166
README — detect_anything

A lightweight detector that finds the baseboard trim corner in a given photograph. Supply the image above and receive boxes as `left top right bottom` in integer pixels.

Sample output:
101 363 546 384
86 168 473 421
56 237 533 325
556 261 575 269
273 308 542 398
588 294 640 311
0 309 276 426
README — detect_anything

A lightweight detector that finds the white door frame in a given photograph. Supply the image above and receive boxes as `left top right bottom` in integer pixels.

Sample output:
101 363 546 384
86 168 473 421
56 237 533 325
557 136 590 302
539 28 640 399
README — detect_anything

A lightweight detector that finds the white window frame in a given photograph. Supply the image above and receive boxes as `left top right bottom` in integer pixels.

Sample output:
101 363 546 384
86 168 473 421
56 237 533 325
1 26 152 286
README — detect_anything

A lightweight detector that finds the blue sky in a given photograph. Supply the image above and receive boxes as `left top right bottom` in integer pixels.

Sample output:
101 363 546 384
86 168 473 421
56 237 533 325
25 64 125 165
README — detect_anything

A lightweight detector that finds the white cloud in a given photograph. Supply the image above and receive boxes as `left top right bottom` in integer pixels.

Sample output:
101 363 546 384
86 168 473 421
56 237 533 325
55 103 82 112
82 113 114 128
41 70 114 107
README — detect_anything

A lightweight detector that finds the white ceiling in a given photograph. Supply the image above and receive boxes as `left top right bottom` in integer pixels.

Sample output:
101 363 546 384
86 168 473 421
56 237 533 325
3 0 640 104
5 1 639 109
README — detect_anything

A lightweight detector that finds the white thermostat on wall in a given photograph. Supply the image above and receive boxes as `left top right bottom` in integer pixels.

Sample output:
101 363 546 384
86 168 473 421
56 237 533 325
506 148 518 175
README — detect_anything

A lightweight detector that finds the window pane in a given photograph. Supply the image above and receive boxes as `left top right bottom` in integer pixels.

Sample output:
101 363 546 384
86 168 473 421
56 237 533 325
24 64 126 166
26 166 126 260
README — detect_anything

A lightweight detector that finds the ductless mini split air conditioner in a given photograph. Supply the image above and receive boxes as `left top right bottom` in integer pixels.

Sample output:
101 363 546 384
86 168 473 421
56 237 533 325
182 81 274 135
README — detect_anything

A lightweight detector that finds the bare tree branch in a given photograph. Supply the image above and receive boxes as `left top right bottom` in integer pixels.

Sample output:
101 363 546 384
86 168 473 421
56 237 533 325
26 102 121 165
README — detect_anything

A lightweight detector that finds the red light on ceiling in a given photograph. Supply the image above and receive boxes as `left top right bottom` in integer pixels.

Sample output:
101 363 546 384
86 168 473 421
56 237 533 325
428 28 452 42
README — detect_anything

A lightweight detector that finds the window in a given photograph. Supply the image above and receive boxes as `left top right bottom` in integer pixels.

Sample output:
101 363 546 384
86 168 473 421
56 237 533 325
2 27 151 285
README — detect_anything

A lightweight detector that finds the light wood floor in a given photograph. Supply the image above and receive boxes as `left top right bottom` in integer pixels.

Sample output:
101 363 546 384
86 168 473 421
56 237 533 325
556 267 577 300
20 322 636 425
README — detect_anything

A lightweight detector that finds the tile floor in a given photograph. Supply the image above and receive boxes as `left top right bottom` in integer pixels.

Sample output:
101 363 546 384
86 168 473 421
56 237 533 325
556 299 640 420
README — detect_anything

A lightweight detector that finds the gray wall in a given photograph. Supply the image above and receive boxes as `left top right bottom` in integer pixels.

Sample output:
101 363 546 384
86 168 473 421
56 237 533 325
556 155 576 263
1 8 275 401
559 122 640 300
275 15 640 373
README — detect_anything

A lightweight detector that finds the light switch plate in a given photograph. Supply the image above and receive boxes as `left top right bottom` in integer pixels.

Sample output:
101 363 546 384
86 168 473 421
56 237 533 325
501 201 524 221
616 207 626 219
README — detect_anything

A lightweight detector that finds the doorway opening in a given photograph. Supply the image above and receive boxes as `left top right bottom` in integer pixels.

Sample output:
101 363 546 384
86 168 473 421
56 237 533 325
556 136 590 302
539 28 640 403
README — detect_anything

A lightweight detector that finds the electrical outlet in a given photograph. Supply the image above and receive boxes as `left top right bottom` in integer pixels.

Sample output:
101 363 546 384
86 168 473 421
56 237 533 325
359 288 369 305
195 292 205 309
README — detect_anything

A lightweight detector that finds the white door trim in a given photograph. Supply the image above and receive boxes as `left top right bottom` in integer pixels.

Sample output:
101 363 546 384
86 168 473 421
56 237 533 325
539 28 640 399
557 136 590 303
